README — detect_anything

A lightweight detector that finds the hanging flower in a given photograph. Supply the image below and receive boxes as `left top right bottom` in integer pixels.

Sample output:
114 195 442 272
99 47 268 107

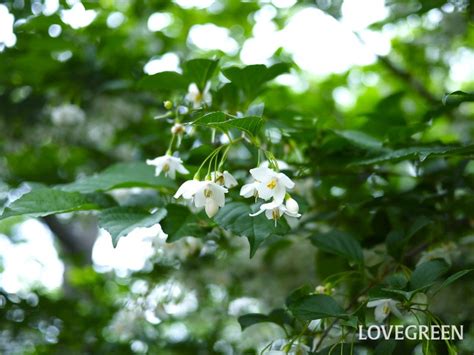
250 200 301 225
285 197 300 215
185 82 211 109
211 170 238 188
247 167 295 202
146 154 189 179
367 298 403 323
240 180 260 198
174 179 228 218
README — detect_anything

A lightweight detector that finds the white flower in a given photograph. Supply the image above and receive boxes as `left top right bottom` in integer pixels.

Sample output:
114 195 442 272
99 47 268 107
249 167 295 202
268 339 310 355
210 170 238 188
185 82 211 109
174 180 228 218
367 298 402 323
51 104 86 125
250 200 301 225
240 181 260 198
146 154 189 179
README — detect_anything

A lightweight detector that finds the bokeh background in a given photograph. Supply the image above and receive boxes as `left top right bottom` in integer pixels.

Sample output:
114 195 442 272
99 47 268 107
1 0 473 354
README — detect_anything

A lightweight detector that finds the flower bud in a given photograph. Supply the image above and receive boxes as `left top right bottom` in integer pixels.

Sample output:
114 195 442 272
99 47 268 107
171 123 185 135
163 100 173 110
285 198 299 214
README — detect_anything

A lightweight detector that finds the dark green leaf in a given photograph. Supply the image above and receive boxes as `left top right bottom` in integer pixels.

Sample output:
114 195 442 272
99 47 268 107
333 130 384 151
161 204 207 242
222 63 289 100
432 269 473 294
238 309 292 330
183 58 219 92
192 112 264 138
59 162 176 194
351 144 474 166
410 259 450 291
98 207 167 247
214 202 289 257
138 71 189 91
288 294 347 320
310 230 363 264
443 91 474 106
375 339 397 355
0 189 105 220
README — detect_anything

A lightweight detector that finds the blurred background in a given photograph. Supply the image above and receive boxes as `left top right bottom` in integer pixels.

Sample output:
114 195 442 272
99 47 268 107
0 0 473 354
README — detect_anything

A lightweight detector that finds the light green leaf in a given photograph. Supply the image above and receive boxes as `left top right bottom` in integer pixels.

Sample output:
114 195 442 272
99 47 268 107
0 189 106 220
310 230 364 264
59 162 176 194
287 294 347 320
410 259 449 291
192 112 264 138
183 58 219 92
214 202 289 258
161 204 207 242
98 207 167 247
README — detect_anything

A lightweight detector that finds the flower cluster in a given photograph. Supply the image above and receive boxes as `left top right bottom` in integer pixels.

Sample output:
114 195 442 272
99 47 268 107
240 167 300 224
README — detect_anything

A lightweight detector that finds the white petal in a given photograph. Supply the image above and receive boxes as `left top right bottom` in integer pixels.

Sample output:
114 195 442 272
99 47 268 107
205 198 219 217
174 180 202 199
194 190 206 208
256 184 274 200
277 173 295 189
374 304 389 323
250 167 274 181
272 184 286 203
176 163 189 175
367 299 390 308
223 171 238 188
240 183 257 198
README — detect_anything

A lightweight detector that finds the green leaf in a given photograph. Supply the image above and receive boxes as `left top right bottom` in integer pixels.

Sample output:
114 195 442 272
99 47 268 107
238 309 292 330
192 112 264 139
410 259 450 291
183 58 219 92
351 144 474 166
310 230 364 264
98 207 167 247
406 216 432 239
138 71 189 92
161 204 207 242
59 162 176 194
222 63 289 100
0 189 105 220
333 130 384 151
432 269 473 295
214 202 289 257
443 91 474 106
375 340 397 355
287 294 347 320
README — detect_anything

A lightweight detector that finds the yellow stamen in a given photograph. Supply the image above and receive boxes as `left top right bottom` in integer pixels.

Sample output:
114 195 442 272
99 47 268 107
267 178 277 190
204 188 212 198
163 163 170 172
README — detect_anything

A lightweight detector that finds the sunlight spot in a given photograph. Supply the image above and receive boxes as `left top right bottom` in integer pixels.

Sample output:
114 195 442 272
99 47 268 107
61 2 97 29
188 24 238 55
147 12 172 32
173 0 215 9
92 224 165 275
0 220 64 294
43 0 59 16
107 12 125 29
48 24 62 38
143 53 181 75
0 4 16 49
341 0 388 31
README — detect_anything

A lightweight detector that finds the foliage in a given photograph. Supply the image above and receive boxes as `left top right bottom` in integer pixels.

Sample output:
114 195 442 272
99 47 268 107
1 0 474 354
